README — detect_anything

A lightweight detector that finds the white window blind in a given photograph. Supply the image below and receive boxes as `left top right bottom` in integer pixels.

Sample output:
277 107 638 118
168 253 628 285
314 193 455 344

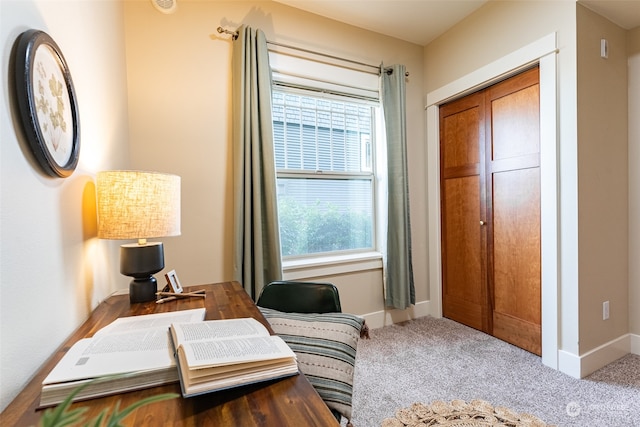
268 45 380 101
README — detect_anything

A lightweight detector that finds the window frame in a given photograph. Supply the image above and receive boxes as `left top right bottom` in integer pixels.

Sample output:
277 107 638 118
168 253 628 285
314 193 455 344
272 86 381 261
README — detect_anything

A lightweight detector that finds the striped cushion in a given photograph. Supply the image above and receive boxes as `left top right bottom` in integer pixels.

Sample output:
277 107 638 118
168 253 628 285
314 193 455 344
258 308 363 422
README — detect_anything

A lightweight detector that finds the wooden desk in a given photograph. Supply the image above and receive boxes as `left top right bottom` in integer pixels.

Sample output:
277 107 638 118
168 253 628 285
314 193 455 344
1 282 340 426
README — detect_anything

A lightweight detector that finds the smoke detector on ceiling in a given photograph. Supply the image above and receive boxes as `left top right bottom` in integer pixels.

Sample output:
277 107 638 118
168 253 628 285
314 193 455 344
151 0 177 14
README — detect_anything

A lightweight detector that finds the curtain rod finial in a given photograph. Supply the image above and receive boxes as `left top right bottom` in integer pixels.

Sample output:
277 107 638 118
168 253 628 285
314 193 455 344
217 26 238 40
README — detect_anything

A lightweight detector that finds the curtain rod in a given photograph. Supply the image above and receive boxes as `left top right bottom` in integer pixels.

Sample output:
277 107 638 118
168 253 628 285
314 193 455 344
216 27 409 77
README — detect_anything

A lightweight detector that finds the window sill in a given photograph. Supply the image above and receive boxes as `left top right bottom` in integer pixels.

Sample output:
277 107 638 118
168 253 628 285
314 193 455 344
282 251 383 280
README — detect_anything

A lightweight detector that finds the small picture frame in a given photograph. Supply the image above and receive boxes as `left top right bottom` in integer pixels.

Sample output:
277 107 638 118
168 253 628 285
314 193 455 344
14 29 80 178
165 270 183 294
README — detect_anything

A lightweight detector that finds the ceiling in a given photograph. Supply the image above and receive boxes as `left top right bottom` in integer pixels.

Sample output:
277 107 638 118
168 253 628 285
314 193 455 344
273 0 640 46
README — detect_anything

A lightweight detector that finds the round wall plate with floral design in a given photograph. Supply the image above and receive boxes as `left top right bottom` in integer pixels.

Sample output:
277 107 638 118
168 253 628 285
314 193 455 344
14 29 80 178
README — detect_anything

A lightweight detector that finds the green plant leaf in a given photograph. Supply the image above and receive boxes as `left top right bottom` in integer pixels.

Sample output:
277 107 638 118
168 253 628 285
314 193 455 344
85 409 108 427
35 375 178 427
37 381 91 427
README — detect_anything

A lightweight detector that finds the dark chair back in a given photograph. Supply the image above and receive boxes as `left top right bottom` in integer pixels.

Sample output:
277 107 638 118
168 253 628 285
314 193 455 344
256 281 342 313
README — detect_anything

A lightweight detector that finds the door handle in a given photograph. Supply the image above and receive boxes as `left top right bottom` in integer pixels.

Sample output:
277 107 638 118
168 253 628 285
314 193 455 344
480 220 486 226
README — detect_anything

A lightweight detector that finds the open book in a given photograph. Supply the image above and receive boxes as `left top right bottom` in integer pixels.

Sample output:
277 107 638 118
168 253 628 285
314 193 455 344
169 317 298 397
40 308 206 407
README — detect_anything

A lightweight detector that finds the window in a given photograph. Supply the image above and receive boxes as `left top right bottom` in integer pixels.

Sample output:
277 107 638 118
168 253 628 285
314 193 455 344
272 90 378 257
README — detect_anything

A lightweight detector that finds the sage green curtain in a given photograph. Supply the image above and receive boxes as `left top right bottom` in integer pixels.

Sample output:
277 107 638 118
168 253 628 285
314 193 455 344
232 26 282 299
381 64 415 309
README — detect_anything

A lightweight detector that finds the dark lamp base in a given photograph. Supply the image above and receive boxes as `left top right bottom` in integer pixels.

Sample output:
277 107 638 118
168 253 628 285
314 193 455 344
120 242 165 304
129 276 158 303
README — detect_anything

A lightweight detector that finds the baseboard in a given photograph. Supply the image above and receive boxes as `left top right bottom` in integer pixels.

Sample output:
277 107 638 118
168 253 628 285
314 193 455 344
631 333 640 355
559 333 635 379
558 350 581 378
360 299 433 330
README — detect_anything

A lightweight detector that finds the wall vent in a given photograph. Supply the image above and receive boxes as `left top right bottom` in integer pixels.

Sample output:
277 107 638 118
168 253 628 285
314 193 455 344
151 0 177 14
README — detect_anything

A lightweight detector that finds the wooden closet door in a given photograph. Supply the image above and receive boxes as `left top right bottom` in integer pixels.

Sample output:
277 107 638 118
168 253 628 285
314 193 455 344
440 92 489 333
486 67 541 355
439 66 541 355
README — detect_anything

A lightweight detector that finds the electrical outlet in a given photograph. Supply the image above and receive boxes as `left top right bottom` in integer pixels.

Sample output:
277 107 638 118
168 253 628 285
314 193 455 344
603 301 610 320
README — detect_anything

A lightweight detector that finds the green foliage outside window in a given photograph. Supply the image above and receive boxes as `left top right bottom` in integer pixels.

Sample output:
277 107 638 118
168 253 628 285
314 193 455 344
278 197 372 256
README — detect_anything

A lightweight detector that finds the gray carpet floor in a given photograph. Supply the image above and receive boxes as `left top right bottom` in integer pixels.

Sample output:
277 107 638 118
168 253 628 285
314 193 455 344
348 316 640 427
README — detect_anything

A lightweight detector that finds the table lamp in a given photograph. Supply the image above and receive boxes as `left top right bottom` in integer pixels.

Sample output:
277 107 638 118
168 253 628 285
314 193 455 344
96 170 181 303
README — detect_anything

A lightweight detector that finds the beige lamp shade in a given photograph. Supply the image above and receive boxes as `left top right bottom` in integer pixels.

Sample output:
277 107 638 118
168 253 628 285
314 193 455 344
96 171 181 240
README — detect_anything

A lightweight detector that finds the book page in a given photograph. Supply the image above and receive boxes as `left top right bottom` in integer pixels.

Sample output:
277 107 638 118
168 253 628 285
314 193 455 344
171 317 269 345
96 308 206 336
43 308 206 385
43 329 175 384
182 362 299 395
187 355 295 380
180 335 296 368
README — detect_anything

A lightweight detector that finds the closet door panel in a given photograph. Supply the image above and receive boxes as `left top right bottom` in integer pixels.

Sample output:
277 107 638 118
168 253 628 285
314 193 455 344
491 84 540 160
486 67 541 355
442 176 486 331
440 93 489 333
491 167 541 355
442 107 480 168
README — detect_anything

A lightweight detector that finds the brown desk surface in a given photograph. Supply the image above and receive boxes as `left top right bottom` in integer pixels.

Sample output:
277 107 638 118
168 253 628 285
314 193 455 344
0 282 340 426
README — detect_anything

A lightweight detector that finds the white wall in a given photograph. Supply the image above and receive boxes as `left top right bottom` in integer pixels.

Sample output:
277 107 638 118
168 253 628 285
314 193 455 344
629 26 640 340
0 0 129 411
576 3 629 354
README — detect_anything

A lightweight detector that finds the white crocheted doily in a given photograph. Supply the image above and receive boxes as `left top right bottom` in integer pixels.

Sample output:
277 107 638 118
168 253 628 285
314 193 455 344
381 399 554 427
